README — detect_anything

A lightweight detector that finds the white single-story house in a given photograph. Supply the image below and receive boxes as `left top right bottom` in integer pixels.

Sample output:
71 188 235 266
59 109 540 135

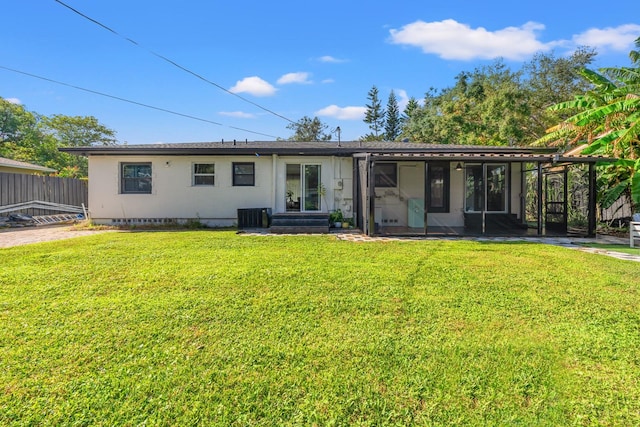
61 141 611 237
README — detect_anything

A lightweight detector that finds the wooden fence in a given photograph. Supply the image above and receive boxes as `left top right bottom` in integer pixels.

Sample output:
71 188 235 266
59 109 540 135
0 172 88 216
600 193 633 225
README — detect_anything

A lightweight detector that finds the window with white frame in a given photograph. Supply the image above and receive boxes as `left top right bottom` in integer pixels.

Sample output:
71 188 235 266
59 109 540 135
121 163 152 194
193 163 215 186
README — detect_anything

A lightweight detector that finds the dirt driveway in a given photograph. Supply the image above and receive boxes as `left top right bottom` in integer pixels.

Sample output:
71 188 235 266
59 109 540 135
0 224 116 248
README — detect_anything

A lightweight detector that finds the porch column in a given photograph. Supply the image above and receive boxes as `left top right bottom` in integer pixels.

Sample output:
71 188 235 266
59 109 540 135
588 162 597 237
367 156 376 236
352 157 359 229
423 162 428 236
537 161 543 235
482 162 486 235
563 166 569 232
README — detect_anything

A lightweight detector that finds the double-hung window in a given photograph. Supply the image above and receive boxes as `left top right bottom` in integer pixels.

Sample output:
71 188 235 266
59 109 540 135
193 163 215 186
121 163 152 194
233 162 255 186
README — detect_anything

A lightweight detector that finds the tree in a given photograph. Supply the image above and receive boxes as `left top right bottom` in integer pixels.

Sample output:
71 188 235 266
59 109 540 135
400 52 596 146
0 97 118 176
536 37 640 210
402 62 529 145
384 90 401 141
363 85 385 140
521 47 597 141
40 115 116 147
402 97 420 123
0 98 37 145
399 95 425 142
286 116 332 141
1 99 48 166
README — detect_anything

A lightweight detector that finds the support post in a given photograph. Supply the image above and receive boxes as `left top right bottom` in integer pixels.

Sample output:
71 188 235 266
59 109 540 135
423 162 429 236
368 156 376 236
482 163 486 235
563 166 568 233
352 158 359 229
588 162 597 237
537 162 543 236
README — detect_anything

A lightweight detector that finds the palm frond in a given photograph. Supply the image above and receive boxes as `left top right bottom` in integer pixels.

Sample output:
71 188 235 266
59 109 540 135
632 171 640 205
572 98 640 126
581 139 607 154
578 68 616 92
601 67 640 84
532 126 573 146
546 97 595 112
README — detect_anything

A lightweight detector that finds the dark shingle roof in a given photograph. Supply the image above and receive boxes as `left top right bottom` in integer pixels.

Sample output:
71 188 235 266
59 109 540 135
58 141 614 163
60 140 557 156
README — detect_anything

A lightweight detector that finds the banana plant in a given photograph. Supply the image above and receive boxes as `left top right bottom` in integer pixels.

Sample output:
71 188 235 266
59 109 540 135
536 37 640 211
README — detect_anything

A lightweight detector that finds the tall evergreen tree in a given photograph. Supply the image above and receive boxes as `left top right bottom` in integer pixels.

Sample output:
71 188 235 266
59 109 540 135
363 85 385 140
384 90 401 141
402 97 420 122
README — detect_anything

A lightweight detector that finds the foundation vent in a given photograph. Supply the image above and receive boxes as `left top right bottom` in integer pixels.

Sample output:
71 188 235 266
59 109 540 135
111 218 177 225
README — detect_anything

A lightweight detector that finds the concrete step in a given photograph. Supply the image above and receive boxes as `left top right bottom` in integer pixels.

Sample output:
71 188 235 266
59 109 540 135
269 213 330 234
270 225 330 234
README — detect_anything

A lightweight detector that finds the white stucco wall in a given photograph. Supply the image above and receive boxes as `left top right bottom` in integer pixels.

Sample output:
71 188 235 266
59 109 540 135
87 154 354 226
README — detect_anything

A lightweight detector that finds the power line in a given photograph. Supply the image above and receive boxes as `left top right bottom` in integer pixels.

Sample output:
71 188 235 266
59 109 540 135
0 65 280 139
53 0 295 124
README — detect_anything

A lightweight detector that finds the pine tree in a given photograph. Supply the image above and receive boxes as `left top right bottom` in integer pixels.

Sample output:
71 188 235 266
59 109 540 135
363 86 385 139
384 90 401 141
402 97 420 123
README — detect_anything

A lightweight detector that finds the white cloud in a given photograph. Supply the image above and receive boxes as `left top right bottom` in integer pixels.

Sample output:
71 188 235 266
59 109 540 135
219 111 255 119
389 19 553 60
395 89 410 112
277 72 312 85
229 76 277 97
316 105 367 120
321 78 335 84
6 97 22 104
317 55 347 63
573 24 640 52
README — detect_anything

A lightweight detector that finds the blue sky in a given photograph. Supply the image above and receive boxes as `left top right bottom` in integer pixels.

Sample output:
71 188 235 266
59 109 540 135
2 0 639 144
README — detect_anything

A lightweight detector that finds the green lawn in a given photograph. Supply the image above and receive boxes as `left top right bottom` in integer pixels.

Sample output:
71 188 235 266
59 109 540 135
1 231 640 426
